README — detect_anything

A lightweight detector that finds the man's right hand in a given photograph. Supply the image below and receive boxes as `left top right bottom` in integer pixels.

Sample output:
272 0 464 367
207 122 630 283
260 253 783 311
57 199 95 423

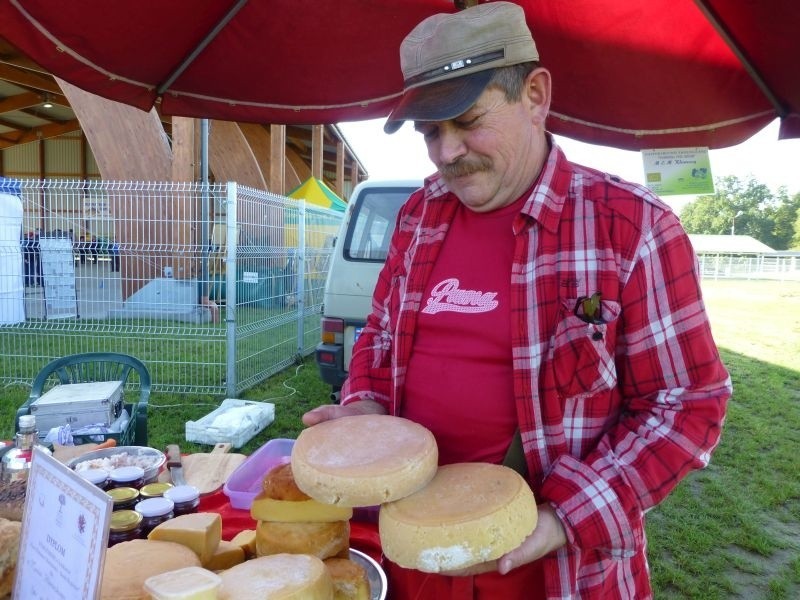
301 399 387 427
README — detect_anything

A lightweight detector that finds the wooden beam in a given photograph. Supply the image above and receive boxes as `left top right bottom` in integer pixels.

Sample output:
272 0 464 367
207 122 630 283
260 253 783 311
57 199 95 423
0 63 62 94
335 140 345 198
0 119 81 149
0 91 43 113
311 125 324 180
269 124 286 195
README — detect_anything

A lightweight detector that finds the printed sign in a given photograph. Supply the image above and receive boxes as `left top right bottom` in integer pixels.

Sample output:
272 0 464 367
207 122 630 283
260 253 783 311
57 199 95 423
14 448 113 600
641 147 714 196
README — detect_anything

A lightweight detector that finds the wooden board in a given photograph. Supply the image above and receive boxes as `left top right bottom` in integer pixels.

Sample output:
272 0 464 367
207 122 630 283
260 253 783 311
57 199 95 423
159 443 246 495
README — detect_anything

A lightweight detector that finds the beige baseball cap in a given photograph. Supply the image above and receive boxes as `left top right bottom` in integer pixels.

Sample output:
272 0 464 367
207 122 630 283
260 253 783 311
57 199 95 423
384 1 539 134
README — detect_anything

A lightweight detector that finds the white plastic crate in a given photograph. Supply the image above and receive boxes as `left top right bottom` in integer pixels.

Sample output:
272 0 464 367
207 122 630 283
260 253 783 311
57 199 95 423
185 398 275 449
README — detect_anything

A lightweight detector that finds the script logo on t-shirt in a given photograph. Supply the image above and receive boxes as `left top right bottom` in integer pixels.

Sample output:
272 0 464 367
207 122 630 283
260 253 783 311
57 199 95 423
422 277 499 314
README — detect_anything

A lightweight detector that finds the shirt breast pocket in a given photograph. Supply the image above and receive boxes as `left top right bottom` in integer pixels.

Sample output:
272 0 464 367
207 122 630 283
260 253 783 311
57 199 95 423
550 297 621 398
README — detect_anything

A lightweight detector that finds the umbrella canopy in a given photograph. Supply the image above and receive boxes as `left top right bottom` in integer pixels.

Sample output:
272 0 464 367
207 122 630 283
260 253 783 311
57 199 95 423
0 0 797 150
288 177 347 212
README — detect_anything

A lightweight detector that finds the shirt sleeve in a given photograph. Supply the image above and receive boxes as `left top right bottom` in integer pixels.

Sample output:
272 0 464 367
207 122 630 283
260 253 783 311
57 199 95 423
540 212 731 557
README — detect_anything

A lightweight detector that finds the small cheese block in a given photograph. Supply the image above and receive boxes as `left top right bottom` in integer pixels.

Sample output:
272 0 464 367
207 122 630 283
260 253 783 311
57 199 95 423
218 554 333 600
100 539 201 600
143 566 221 600
256 519 350 560
148 512 222 565
324 558 370 600
230 528 257 559
251 491 353 523
203 539 245 571
379 462 538 573
292 414 438 507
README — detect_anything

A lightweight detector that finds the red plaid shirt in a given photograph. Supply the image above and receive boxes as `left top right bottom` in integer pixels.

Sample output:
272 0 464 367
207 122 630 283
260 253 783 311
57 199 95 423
342 141 731 599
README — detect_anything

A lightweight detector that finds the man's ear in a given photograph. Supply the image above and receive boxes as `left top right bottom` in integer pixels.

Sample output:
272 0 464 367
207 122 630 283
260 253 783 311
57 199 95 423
524 67 551 126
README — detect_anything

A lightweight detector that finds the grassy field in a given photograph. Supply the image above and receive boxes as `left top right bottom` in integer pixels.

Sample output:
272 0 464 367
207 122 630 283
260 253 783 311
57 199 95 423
1 278 798 598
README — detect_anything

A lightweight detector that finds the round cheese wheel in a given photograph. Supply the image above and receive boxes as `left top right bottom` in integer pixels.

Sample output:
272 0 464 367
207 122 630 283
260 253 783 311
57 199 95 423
255 519 350 560
291 414 438 507
218 553 333 600
379 463 538 573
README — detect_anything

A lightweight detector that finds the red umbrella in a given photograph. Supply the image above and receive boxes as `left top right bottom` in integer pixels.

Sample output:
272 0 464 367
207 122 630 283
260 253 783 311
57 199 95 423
0 0 797 150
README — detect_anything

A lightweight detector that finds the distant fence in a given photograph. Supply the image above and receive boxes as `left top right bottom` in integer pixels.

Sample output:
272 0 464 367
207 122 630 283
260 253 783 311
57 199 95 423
697 252 800 281
0 180 342 396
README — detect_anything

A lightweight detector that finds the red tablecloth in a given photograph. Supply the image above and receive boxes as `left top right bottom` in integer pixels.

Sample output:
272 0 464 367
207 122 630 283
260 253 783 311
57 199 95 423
197 489 383 564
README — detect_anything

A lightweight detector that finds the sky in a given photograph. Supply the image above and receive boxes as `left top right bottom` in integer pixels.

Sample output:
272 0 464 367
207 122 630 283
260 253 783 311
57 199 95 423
338 118 800 215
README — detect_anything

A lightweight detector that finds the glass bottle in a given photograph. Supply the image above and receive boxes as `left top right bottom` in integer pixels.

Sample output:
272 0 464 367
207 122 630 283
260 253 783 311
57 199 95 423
108 510 143 546
136 496 175 537
1 414 52 483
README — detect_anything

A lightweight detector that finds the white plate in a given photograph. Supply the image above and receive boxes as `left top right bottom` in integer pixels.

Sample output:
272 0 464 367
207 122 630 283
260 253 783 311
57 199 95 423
350 548 387 600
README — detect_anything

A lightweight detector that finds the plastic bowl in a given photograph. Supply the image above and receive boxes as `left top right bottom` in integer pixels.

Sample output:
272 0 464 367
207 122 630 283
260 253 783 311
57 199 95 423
223 438 294 509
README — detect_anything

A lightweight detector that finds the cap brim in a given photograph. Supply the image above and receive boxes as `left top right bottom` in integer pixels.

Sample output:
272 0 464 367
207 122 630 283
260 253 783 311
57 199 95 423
384 69 495 134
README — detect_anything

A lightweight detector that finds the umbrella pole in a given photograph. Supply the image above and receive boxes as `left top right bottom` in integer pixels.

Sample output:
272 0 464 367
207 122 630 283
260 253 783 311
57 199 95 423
199 118 218 322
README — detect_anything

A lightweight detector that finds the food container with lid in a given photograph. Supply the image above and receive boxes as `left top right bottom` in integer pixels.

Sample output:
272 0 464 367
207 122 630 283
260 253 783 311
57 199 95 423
78 467 110 490
108 509 143 546
163 484 200 516
108 465 145 489
136 496 175 536
140 482 173 498
107 487 140 511
223 438 294 509
143 566 222 600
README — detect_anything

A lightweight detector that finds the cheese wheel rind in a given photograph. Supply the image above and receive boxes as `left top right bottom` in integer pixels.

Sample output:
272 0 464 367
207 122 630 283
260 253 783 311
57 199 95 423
218 553 333 600
292 415 438 507
379 463 538 573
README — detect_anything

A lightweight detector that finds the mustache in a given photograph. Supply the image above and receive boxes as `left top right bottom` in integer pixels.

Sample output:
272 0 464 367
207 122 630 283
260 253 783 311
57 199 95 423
439 156 492 178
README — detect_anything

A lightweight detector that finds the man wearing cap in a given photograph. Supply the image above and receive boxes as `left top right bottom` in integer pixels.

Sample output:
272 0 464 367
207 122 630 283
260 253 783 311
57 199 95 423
304 2 730 598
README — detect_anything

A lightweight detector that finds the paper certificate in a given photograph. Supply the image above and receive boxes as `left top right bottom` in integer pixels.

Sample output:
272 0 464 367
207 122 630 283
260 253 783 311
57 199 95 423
14 447 113 600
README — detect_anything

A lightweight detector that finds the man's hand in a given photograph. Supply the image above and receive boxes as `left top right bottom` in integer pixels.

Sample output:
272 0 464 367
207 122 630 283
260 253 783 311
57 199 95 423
441 503 567 576
301 399 387 426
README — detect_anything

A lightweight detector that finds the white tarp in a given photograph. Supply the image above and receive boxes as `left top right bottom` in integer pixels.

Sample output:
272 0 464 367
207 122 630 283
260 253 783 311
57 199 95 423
0 192 24 325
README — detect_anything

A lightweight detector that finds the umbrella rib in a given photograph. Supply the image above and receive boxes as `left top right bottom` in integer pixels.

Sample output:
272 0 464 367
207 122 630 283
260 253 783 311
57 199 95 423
692 0 787 117
156 0 249 95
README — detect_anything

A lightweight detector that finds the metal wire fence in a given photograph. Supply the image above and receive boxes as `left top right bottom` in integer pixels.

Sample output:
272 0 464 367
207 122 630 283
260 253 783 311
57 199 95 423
0 179 342 396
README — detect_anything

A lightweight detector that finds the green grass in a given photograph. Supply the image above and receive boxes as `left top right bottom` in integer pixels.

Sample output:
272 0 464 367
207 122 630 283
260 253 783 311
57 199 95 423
1 278 798 598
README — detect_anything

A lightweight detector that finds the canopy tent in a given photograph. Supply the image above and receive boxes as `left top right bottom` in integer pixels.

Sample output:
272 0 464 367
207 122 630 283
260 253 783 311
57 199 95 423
0 0 798 150
288 177 347 213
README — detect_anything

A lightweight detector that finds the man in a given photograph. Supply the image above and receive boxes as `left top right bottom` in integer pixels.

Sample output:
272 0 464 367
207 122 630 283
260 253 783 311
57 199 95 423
304 3 731 598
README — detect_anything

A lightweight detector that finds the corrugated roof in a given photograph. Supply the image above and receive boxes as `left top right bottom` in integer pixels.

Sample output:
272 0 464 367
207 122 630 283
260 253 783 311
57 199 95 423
688 234 775 254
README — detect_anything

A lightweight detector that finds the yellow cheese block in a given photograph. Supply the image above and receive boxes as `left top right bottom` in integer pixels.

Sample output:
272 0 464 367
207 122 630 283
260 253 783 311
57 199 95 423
250 491 353 523
143 566 221 600
256 519 350 560
379 462 538 573
218 554 333 600
148 512 222 565
230 528 257 559
203 539 245 571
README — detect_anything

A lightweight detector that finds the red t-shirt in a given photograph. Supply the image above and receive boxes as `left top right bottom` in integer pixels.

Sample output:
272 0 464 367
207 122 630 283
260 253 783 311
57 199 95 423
402 194 525 466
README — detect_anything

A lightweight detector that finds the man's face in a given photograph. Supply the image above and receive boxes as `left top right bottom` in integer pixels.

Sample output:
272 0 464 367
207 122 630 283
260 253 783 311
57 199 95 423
414 79 545 212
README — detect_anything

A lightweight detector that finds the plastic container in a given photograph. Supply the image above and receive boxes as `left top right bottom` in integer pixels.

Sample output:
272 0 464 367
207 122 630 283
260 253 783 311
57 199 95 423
223 438 294 510
143 566 222 600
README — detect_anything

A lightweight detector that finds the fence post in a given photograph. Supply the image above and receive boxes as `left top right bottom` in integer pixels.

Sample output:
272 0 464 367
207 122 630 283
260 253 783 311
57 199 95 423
296 200 306 356
225 182 238 397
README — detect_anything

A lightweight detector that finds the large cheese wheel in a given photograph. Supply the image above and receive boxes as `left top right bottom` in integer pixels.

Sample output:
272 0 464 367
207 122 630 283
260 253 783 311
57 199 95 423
379 463 538 573
292 414 438 507
218 553 333 600
255 519 350 560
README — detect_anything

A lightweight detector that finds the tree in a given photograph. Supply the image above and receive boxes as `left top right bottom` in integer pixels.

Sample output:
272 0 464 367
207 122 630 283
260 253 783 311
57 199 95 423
679 176 799 250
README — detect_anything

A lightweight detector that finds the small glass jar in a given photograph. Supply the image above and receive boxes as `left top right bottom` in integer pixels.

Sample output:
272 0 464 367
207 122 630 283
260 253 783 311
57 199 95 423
139 482 173 499
107 486 140 511
78 467 110 490
108 466 145 490
135 497 175 537
163 484 200 516
108 510 143 546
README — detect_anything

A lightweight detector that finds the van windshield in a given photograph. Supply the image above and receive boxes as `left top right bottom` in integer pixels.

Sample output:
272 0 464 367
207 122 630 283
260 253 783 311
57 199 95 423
344 187 415 262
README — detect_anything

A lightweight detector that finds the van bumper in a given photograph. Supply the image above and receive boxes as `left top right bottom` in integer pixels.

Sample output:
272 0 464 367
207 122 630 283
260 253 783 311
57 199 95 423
315 343 347 388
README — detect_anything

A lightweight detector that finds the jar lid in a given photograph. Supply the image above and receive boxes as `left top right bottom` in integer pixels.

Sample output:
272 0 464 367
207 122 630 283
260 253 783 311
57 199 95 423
135 496 175 518
107 487 139 504
109 466 145 482
110 509 143 532
140 482 173 498
163 484 200 504
79 468 109 485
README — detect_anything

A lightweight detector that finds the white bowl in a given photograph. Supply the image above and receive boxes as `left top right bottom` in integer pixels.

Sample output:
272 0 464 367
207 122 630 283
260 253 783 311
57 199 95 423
66 445 166 483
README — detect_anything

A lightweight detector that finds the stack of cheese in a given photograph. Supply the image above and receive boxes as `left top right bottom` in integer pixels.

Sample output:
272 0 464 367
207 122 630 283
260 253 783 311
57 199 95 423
292 414 538 574
250 462 370 600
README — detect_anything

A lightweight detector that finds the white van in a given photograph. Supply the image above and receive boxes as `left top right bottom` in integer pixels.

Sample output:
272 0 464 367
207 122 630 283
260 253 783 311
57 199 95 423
315 179 422 400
